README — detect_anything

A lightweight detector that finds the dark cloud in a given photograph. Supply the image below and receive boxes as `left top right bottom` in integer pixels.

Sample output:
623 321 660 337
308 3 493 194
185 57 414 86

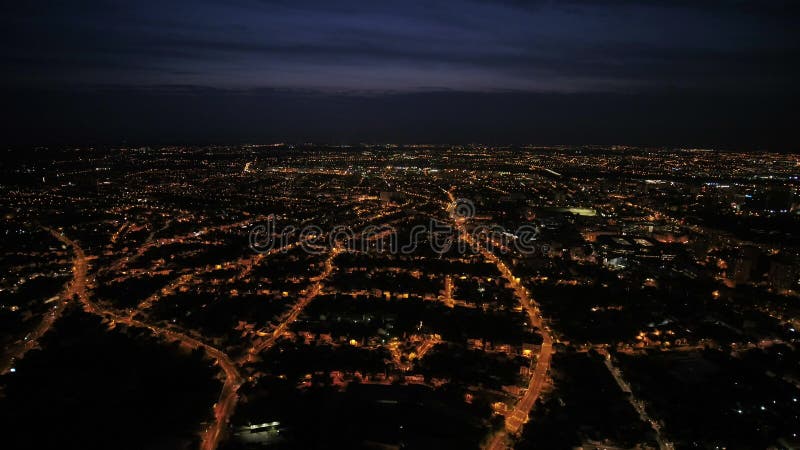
489 0 800 16
3 0 797 92
2 1 797 146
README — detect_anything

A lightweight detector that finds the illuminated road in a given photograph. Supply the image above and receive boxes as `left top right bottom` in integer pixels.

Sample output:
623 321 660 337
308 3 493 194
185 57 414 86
242 243 342 362
598 348 673 450
103 215 271 275
32 201 530 450
136 273 196 313
442 275 455 307
104 312 243 450
108 312 244 450
44 228 243 450
135 240 304 318
482 252 554 450
388 334 441 371
0 227 89 375
101 309 243 450
442 191 555 450
414 335 441 360
504 337 553 432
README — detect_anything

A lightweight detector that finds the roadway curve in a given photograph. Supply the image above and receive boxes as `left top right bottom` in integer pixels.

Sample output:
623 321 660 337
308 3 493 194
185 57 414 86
45 228 243 450
0 227 88 375
443 191 555 450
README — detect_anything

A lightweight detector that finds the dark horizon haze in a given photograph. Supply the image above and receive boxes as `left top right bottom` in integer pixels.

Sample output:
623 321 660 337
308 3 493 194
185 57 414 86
2 0 798 149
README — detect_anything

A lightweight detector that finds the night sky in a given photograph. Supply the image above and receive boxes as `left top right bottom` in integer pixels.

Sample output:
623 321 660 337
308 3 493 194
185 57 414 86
2 1 798 148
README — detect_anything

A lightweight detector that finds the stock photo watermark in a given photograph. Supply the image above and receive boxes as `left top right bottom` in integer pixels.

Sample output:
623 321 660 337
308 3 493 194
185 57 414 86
249 198 549 256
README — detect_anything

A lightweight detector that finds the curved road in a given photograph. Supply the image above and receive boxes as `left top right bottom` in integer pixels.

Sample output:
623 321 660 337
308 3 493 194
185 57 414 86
45 228 243 450
442 191 555 450
0 227 88 375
